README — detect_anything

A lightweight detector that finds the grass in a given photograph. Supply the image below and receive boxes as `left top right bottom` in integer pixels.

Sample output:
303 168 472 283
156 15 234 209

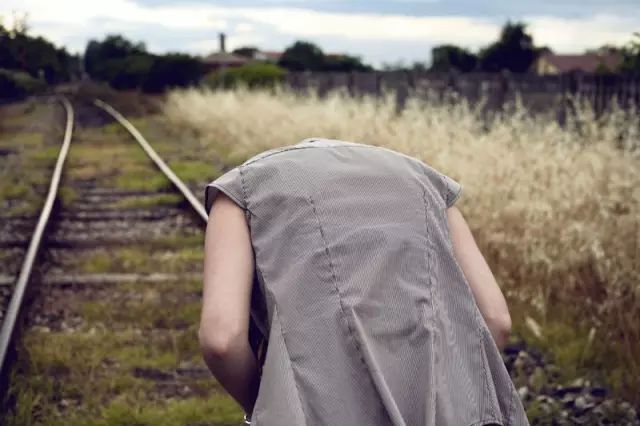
170 160 219 183
72 245 202 274
0 103 60 216
5 327 240 426
113 193 183 209
79 280 202 331
3 276 224 425
94 397 242 426
125 116 225 185
1 105 233 425
163 85 640 405
65 129 172 192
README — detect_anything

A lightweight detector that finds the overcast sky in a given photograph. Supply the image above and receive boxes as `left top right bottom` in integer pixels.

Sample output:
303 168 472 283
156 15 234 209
1 0 638 68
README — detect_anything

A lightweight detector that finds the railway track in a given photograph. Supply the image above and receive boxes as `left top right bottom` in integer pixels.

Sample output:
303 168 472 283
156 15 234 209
2 95 638 425
0 96 250 424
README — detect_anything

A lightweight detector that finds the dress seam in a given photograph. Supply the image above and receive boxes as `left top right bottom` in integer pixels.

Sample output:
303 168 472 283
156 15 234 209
273 303 309 426
467 417 504 426
420 184 438 421
479 324 497 421
306 192 382 417
255 262 307 425
237 164 257 220
505 374 517 425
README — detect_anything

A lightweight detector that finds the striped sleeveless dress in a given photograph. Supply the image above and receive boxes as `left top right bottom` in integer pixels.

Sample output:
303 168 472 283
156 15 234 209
204 138 529 426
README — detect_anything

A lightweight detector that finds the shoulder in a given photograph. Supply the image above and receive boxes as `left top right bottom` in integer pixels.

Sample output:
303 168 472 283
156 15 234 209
241 137 377 166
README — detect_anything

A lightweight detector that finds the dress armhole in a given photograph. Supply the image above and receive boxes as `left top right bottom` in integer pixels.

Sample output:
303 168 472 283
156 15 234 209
204 165 248 216
439 172 463 208
415 158 463 209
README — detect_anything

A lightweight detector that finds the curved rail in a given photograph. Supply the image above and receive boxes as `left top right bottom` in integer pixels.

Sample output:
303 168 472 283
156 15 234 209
93 99 208 221
93 98 267 368
0 97 74 375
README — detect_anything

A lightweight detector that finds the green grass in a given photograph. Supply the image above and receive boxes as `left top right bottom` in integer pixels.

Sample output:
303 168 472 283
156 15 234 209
510 302 630 396
170 161 220 184
1 105 240 425
0 180 30 199
113 193 183 209
1 131 45 148
79 283 202 331
3 308 230 425
0 119 57 216
153 234 205 249
58 187 78 207
95 396 242 426
71 245 203 274
5 364 240 426
28 146 61 165
0 149 54 216
114 168 172 191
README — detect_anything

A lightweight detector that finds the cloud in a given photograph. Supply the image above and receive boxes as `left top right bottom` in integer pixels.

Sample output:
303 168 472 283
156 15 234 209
0 0 637 67
528 14 637 52
232 7 499 46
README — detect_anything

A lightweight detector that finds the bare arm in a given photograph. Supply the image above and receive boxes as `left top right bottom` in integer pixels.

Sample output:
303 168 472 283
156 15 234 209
446 205 512 351
198 192 260 415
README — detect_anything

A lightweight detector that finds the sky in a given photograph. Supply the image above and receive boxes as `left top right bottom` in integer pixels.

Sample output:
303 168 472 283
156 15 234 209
1 0 638 68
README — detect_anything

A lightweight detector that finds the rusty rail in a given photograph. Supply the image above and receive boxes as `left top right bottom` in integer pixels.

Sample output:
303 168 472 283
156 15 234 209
0 97 74 380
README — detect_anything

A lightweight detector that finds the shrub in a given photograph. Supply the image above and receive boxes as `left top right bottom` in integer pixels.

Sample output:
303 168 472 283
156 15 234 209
202 63 287 89
142 54 206 93
163 86 640 404
91 55 154 90
0 68 47 99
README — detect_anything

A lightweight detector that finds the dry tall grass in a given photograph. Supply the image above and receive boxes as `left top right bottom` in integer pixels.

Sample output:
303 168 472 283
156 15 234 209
164 85 639 401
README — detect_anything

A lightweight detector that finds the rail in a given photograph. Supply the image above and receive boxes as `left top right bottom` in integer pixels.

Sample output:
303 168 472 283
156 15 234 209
93 99 208 221
0 97 74 377
93 99 267 366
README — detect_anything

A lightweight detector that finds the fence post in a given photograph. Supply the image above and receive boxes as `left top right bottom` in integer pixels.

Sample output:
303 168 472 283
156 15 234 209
347 71 355 97
499 69 511 111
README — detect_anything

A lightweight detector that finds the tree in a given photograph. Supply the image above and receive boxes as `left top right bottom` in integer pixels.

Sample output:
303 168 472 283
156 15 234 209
142 53 206 92
84 34 147 76
10 11 30 35
321 54 372 72
620 32 640 75
410 60 428 72
83 34 206 92
430 45 477 72
479 21 537 73
586 44 624 56
278 41 325 71
0 17 75 84
232 46 259 59
379 59 408 71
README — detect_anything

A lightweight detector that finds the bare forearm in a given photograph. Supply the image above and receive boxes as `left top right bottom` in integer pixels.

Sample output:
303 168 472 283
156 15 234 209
447 206 511 350
486 320 509 351
202 338 261 415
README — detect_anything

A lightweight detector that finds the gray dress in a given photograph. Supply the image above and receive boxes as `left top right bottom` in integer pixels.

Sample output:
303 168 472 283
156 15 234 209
204 138 530 426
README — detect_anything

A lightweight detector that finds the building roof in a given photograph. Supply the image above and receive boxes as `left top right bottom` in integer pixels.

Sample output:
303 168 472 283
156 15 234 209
259 50 283 61
540 52 623 73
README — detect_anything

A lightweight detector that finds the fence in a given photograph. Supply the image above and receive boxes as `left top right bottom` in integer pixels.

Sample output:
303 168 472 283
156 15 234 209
283 70 640 118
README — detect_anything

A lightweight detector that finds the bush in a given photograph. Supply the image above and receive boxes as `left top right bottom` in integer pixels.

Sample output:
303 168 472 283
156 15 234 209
91 54 154 90
142 54 206 93
85 35 207 92
0 68 47 99
203 63 287 89
0 25 76 84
